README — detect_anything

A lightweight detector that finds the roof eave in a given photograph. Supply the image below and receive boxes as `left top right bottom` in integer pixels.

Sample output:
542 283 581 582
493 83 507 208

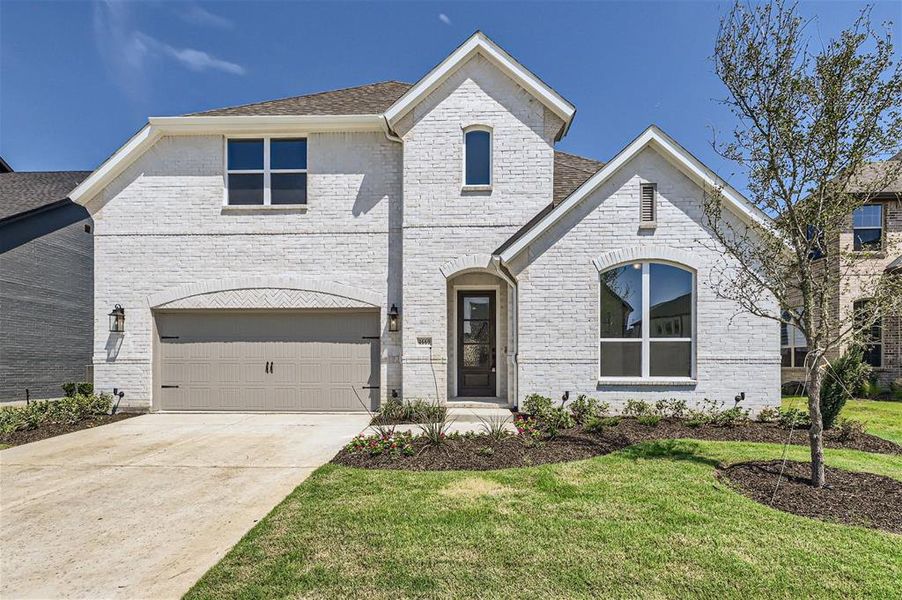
384 32 575 136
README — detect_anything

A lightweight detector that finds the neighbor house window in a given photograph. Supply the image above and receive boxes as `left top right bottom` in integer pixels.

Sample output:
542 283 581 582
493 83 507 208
463 127 491 186
599 262 694 379
227 138 307 205
853 299 882 367
781 309 808 368
806 224 825 260
852 204 882 251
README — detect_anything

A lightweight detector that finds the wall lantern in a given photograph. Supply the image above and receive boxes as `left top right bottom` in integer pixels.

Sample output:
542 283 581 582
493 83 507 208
108 304 125 333
388 304 400 332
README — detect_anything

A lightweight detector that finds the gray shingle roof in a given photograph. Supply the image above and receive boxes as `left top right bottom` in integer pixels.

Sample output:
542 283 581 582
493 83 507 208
0 171 91 222
553 150 605 205
189 81 413 117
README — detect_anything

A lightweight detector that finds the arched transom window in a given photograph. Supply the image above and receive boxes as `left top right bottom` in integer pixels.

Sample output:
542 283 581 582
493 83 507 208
599 261 695 379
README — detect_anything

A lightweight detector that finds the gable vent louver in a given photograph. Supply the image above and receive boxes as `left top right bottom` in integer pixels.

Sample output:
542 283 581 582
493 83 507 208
640 183 657 224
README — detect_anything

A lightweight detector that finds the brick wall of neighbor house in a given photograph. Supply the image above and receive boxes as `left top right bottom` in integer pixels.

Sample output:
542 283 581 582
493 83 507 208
393 53 562 400
0 204 94 402
87 133 402 410
508 147 781 414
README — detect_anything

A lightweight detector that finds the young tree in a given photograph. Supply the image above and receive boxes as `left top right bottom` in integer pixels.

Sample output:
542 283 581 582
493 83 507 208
706 1 902 486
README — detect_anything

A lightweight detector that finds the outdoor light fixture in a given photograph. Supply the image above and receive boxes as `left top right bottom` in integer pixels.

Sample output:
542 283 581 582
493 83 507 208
388 304 400 332
108 304 125 333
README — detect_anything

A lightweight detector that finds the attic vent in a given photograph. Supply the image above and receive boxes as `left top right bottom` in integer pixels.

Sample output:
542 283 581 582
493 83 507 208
640 183 657 226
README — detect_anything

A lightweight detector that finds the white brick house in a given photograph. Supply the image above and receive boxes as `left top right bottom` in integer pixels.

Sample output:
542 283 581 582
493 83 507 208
70 32 780 413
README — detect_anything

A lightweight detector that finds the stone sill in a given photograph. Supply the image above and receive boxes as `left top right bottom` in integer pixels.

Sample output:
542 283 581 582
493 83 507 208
461 184 493 193
221 205 308 215
597 378 698 387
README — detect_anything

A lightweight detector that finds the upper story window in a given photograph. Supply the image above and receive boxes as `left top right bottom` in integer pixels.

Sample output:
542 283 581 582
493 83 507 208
781 309 808 368
852 204 882 251
227 138 307 206
463 127 491 187
599 262 694 379
853 299 882 367
806 224 825 260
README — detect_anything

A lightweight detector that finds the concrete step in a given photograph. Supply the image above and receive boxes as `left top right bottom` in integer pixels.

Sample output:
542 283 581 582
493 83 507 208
446 406 514 424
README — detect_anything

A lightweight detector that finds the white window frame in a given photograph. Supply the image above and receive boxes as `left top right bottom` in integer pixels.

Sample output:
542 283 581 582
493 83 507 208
852 203 883 252
462 125 492 189
598 261 696 382
224 136 308 206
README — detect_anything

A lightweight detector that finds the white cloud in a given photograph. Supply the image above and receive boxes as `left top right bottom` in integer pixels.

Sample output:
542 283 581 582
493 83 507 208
438 13 451 26
177 4 233 29
136 32 246 75
93 0 245 97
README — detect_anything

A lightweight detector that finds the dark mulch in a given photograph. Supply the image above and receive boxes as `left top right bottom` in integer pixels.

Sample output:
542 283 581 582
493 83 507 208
606 418 900 455
0 413 139 448
332 418 900 472
718 460 902 534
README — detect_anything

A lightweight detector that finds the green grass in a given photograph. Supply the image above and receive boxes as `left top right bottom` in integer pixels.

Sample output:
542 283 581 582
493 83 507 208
186 439 901 599
782 396 902 445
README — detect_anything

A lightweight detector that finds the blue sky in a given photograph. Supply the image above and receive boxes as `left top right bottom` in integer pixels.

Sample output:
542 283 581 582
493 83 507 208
1 1 898 188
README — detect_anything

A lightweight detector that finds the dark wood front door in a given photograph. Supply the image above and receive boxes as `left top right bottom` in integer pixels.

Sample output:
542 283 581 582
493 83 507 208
457 290 496 397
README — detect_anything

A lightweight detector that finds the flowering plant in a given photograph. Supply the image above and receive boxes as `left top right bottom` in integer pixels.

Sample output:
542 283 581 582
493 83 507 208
345 430 416 457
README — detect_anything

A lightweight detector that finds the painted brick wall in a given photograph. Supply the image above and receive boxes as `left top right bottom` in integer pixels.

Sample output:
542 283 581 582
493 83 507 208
0 204 94 402
395 53 562 400
89 132 402 409
509 147 781 414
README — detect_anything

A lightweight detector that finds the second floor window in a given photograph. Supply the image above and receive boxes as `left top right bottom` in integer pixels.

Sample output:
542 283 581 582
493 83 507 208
464 127 491 187
852 204 882 251
227 138 307 206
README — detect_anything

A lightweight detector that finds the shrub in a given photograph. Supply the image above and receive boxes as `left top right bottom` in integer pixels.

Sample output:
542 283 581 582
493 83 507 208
858 378 884 400
779 407 811 429
477 413 512 441
636 414 662 427
61 382 94 398
513 414 542 439
418 414 455 446
61 383 78 398
522 394 553 416
712 406 750 427
346 430 415 457
541 406 575 439
833 418 865 442
756 406 781 423
568 394 608 424
655 398 687 418
820 349 871 428
584 416 620 432
376 398 446 423
0 393 112 435
685 415 708 428
623 399 652 417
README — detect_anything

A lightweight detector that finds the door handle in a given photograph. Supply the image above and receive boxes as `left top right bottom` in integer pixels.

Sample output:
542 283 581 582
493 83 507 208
265 361 271 374
270 361 274 374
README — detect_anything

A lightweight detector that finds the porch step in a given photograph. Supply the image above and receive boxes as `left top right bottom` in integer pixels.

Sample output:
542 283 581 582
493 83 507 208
446 405 514 424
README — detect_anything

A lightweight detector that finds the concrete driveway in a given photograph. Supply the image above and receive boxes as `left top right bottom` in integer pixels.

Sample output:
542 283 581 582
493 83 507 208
0 412 369 599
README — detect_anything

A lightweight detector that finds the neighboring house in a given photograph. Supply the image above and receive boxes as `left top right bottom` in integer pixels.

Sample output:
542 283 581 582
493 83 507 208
781 153 902 388
0 162 94 402
67 32 779 413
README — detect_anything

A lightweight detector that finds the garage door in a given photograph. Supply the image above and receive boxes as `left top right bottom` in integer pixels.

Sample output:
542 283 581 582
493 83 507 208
156 311 379 411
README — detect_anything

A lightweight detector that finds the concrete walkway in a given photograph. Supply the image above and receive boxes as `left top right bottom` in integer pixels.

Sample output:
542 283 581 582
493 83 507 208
0 412 369 599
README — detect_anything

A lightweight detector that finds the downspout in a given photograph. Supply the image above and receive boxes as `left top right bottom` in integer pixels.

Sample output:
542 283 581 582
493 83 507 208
491 256 518 410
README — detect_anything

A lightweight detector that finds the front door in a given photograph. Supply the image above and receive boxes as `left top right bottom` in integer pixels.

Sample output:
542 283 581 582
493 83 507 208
457 290 496 397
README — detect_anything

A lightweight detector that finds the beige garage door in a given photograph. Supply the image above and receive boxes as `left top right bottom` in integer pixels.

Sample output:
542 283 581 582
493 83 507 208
156 311 379 411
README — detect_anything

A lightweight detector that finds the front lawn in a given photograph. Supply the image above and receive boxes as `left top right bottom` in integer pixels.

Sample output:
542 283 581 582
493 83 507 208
187 439 901 599
782 397 902 445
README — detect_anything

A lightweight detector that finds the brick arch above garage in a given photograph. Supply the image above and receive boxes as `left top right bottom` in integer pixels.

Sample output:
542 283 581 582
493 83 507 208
147 277 383 310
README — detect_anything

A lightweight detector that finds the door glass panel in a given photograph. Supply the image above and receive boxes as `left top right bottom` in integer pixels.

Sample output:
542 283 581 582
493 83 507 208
463 296 491 320
463 320 490 343
463 344 490 367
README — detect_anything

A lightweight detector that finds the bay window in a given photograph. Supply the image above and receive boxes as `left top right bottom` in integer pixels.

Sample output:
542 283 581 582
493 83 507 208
599 261 694 379
227 138 307 206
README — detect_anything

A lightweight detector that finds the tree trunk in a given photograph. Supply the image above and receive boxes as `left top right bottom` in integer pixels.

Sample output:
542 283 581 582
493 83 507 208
806 355 826 487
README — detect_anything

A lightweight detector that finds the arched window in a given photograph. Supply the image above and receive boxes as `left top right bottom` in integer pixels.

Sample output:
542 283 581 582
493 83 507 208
599 261 694 379
464 126 492 186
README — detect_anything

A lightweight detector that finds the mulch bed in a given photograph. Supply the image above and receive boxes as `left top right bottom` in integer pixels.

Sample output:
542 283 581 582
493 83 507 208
332 417 900 472
718 460 902 534
0 413 139 448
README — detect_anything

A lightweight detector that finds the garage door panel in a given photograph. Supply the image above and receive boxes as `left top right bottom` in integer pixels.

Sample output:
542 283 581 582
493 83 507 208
157 311 379 411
